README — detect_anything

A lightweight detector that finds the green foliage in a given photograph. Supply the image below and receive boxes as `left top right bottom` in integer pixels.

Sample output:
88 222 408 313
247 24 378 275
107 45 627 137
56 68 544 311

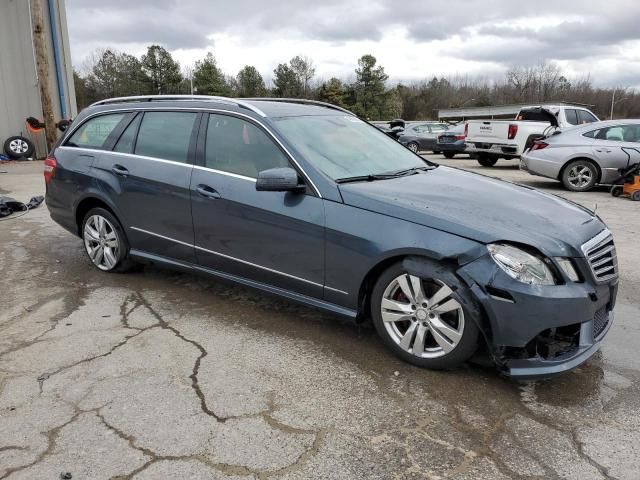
74 48 638 120
273 63 301 97
317 78 346 107
289 56 315 96
193 52 231 96
236 66 266 97
141 45 183 94
350 55 391 120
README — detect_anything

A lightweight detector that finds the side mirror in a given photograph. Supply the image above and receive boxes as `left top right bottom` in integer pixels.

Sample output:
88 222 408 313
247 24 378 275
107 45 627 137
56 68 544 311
255 167 305 193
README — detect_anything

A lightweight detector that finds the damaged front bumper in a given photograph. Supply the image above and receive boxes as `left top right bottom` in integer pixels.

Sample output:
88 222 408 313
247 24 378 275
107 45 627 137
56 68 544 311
504 311 613 379
459 255 618 379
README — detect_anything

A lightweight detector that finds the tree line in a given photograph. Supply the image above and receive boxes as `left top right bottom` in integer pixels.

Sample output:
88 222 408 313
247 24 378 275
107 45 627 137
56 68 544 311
74 45 640 121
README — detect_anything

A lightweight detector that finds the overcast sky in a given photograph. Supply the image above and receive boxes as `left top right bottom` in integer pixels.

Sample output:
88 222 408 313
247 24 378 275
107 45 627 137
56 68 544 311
65 0 640 88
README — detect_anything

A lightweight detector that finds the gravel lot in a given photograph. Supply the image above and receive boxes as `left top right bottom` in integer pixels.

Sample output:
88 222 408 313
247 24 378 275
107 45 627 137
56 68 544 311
0 155 638 479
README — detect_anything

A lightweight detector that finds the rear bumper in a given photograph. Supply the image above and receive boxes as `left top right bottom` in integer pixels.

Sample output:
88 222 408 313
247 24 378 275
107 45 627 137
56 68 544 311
466 142 520 157
437 142 466 153
519 152 561 179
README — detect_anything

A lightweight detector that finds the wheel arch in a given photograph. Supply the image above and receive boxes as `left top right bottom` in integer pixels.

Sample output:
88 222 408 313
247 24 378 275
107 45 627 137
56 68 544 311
74 194 120 236
355 247 479 322
558 156 602 182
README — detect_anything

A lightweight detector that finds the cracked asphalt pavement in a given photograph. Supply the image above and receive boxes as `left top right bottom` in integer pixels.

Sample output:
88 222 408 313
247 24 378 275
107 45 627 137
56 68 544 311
1 156 639 479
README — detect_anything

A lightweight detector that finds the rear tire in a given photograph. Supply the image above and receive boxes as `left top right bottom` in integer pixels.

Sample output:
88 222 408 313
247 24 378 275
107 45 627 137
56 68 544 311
81 207 137 273
443 152 455 159
371 261 480 370
561 159 598 192
477 154 498 167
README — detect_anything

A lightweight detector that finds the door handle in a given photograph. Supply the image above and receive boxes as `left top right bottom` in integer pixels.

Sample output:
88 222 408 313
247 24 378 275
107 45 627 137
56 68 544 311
196 184 221 199
111 164 129 176
595 148 611 153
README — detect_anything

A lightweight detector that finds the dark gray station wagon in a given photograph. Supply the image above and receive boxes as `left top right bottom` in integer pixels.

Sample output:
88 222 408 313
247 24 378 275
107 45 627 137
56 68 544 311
45 96 618 378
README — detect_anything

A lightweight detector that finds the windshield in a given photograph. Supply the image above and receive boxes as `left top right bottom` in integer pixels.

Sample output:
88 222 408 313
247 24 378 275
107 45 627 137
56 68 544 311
272 115 428 180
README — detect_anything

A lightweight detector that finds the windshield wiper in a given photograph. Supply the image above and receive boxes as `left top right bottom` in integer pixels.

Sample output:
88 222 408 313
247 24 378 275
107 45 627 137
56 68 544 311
335 166 434 184
335 174 398 184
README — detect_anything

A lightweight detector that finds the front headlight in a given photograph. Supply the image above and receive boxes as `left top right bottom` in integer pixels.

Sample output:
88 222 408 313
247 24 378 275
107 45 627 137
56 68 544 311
487 243 556 285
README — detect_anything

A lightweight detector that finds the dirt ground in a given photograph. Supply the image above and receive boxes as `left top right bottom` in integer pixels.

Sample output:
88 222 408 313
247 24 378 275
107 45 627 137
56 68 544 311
0 155 638 479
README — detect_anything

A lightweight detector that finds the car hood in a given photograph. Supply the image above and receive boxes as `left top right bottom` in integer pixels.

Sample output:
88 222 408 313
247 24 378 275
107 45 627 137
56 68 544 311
338 166 604 257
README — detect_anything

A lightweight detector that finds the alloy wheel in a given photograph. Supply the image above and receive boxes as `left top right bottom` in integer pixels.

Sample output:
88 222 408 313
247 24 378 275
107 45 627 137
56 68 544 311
408 143 419 153
9 139 29 154
567 165 593 189
83 215 120 271
381 274 465 358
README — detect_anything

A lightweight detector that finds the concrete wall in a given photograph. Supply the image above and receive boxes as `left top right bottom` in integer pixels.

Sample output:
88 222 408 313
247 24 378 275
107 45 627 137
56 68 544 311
0 0 77 158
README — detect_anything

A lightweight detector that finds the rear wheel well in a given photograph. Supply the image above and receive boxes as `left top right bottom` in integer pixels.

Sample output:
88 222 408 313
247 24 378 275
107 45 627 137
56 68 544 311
75 198 117 236
559 157 601 182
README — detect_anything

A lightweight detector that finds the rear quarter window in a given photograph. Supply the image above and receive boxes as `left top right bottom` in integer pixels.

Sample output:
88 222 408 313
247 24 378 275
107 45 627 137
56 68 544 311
66 113 127 149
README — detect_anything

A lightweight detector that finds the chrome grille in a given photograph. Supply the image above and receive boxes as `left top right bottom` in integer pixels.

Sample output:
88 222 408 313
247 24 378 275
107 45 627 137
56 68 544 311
581 230 618 283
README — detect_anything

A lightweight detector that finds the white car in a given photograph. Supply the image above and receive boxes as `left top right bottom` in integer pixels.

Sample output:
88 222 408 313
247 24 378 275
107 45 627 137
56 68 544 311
466 105 599 167
521 120 640 191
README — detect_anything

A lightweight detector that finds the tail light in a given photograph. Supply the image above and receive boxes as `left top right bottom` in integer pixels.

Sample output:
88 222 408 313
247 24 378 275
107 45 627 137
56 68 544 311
507 124 518 140
464 123 468 137
44 155 57 184
455 135 465 140
530 141 549 151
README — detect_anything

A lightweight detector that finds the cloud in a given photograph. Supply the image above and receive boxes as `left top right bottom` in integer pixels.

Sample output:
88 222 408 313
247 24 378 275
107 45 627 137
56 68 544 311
65 0 640 87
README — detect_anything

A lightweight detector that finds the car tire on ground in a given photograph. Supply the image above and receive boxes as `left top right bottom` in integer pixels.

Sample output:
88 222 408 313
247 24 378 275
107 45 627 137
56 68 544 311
443 152 455 159
371 260 480 370
4 136 35 159
407 142 419 153
561 159 599 192
632 191 640 201
476 154 498 167
81 207 137 273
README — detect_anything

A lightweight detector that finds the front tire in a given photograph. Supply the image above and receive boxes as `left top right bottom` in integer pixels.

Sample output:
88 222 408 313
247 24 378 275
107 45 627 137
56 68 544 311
443 152 455 159
407 142 419 153
82 208 136 272
561 160 598 191
371 261 479 369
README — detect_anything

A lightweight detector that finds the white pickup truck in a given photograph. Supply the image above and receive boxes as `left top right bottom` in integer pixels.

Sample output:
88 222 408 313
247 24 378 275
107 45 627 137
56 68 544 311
465 105 600 166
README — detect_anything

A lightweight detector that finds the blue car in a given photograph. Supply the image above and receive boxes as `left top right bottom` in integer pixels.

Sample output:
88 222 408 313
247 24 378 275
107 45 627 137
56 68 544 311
45 96 617 378
436 123 467 158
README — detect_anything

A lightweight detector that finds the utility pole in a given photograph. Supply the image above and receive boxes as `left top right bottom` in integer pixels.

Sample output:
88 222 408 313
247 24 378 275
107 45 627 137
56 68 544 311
30 0 57 152
610 89 616 120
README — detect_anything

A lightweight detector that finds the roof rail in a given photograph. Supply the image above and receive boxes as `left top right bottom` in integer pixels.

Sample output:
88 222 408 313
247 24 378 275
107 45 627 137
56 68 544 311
243 97 356 116
89 95 266 117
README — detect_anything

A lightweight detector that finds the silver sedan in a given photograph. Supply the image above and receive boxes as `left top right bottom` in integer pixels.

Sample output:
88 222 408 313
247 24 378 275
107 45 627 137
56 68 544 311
521 120 640 191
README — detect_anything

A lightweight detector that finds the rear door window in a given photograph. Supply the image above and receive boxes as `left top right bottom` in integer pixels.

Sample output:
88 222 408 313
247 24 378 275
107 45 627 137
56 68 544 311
565 109 579 126
134 111 198 163
577 110 598 124
66 113 127 149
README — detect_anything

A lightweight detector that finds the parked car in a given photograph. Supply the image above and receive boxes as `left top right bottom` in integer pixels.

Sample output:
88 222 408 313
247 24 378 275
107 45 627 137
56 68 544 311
398 122 449 153
46 95 617 378
436 123 467 158
521 120 640 191
466 105 600 167
371 119 405 140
